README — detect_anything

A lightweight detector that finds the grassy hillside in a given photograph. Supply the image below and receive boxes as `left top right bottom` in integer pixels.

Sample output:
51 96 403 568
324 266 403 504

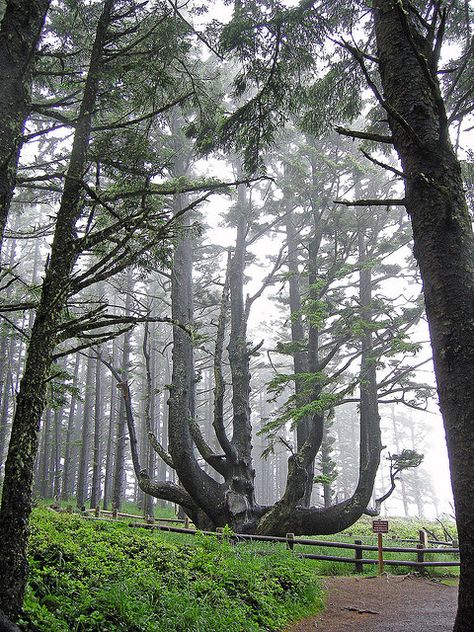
20 509 323 631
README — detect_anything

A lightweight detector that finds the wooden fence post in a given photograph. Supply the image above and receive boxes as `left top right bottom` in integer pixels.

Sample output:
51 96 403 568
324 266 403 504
419 529 428 547
94 505 100 517
416 543 425 574
286 533 295 551
354 539 363 573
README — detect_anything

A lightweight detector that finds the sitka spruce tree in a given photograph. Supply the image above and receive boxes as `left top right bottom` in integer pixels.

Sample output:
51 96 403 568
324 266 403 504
0 0 117 618
0 0 51 256
0 0 222 620
373 5 474 630
215 1 474 630
0 1 471 628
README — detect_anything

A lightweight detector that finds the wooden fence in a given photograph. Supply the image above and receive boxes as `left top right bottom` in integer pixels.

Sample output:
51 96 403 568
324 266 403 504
71 507 460 573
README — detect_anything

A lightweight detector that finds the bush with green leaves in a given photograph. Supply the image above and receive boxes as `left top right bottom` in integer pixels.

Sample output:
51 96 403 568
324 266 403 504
20 509 323 631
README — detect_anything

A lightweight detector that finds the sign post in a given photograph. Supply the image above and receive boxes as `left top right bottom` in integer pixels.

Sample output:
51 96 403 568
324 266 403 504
372 520 389 575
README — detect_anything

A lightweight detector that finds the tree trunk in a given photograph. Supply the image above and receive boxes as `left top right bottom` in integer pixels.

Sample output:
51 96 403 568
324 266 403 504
0 0 50 254
142 321 156 517
61 354 80 502
0 1 115 617
284 213 314 505
112 274 133 512
90 349 103 508
390 406 409 517
167 125 222 528
37 407 51 498
76 353 95 508
373 4 474 629
103 337 118 510
226 181 258 528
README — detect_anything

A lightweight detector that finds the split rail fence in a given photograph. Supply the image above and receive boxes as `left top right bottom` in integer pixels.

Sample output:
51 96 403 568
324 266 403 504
66 506 460 573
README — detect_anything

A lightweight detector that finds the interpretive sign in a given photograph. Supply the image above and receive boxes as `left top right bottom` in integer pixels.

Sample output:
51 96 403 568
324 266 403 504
372 520 389 533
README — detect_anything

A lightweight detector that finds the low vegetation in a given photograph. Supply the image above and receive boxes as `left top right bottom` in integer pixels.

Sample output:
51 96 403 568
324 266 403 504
20 508 323 631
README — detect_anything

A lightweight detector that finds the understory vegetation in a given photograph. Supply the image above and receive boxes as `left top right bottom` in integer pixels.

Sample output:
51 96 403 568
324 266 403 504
20 508 323 631
20 506 459 631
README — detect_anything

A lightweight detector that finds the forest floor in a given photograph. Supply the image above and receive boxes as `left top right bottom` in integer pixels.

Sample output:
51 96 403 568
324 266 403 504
285 574 458 632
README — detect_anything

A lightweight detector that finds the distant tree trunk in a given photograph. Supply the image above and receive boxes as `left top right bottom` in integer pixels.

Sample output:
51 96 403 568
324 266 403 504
409 423 424 518
52 409 62 498
320 415 336 508
284 213 313 505
112 273 133 511
157 355 169 491
90 350 103 508
0 1 115 617
142 321 156 517
103 339 118 511
61 354 80 502
373 5 474 629
390 407 409 517
37 407 51 498
0 239 17 471
0 0 50 254
76 353 95 508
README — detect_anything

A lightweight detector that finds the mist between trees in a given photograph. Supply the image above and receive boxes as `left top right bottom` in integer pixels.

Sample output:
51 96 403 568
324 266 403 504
0 1 473 630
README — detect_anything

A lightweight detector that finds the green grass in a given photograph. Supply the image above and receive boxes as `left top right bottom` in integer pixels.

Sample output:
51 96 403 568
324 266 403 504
21 508 324 631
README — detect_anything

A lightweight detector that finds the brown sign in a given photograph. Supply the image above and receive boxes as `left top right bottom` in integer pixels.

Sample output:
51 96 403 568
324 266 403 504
372 520 389 533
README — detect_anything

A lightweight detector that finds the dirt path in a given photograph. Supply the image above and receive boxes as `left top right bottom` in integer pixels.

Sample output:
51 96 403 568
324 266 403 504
285 575 458 632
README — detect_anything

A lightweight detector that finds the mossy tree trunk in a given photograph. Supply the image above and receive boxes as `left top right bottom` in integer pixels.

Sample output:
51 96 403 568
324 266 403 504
0 0 115 619
0 0 50 256
373 3 474 629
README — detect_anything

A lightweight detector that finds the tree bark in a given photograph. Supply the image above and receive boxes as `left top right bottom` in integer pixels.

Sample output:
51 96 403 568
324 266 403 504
76 353 95 508
0 0 50 255
90 349 103 508
284 212 314 505
112 273 133 512
0 0 115 618
103 336 118 510
61 354 80 502
373 4 474 629
167 123 223 527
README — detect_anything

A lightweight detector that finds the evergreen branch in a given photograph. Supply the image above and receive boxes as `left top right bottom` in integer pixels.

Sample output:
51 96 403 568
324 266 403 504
334 198 406 207
335 126 393 144
360 150 405 178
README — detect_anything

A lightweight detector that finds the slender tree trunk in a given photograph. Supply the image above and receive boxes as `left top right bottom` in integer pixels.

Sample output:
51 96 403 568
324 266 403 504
373 5 474 629
38 407 51 498
103 339 118 511
142 321 156 517
0 1 115 617
112 272 133 511
76 353 95 508
50 407 62 499
390 407 409 517
61 354 80 502
0 0 50 255
90 350 103 508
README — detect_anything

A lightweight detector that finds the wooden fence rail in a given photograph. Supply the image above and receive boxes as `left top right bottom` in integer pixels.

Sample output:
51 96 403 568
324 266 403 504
69 508 460 573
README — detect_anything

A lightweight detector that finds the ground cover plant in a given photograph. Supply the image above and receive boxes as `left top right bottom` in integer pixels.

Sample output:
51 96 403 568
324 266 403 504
20 509 323 631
